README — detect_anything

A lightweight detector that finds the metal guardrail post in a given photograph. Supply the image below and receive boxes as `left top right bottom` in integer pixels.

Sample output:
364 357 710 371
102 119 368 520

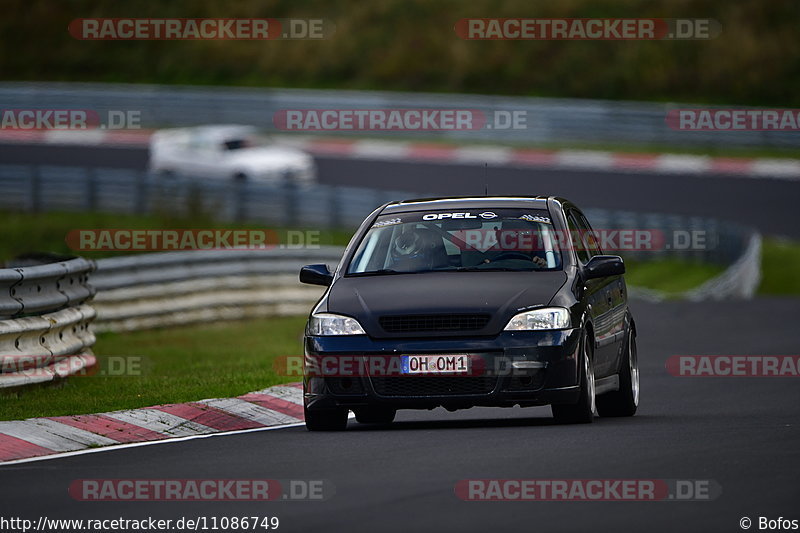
85 167 97 211
234 179 247 223
328 186 341 229
284 179 298 227
135 171 148 215
28 165 41 213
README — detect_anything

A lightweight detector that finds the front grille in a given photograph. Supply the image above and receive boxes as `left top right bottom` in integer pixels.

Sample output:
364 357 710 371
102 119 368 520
379 314 490 333
326 377 365 395
371 376 497 397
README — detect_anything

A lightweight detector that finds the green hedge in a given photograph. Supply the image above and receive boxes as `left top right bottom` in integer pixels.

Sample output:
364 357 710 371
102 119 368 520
1 0 797 105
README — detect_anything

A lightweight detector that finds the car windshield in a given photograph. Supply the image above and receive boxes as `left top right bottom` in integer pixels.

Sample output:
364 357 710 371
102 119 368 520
347 208 562 275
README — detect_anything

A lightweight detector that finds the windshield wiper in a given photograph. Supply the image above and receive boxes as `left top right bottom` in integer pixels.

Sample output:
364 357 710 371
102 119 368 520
348 268 404 277
448 266 536 272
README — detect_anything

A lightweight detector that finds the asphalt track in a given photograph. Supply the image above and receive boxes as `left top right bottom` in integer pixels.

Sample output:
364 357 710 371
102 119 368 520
1 298 799 532
1 142 799 532
0 141 798 238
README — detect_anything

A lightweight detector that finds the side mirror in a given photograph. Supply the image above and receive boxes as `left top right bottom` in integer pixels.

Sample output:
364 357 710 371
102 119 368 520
299 264 333 286
584 255 625 280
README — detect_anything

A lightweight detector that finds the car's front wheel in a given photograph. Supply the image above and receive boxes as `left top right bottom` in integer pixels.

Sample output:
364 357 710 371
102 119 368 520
304 405 349 431
552 329 595 424
597 326 639 417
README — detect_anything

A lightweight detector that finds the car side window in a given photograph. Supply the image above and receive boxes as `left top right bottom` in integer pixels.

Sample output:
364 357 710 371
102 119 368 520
566 210 591 264
576 211 602 257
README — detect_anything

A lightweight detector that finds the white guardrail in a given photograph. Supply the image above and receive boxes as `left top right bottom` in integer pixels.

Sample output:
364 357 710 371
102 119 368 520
684 232 762 301
1 82 799 148
90 248 340 332
0 257 96 388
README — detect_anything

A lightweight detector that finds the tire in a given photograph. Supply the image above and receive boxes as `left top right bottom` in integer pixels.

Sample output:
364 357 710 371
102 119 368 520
233 172 248 181
597 327 639 417
304 405 349 431
552 329 595 424
354 406 396 425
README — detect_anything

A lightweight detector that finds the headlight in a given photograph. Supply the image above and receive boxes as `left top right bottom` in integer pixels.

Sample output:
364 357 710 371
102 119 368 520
306 313 366 336
504 307 571 331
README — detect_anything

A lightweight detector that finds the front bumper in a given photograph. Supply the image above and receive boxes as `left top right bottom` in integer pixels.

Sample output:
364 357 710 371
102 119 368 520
304 329 582 411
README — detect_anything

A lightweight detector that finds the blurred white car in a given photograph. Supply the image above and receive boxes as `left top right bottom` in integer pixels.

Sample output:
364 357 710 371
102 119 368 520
149 125 315 184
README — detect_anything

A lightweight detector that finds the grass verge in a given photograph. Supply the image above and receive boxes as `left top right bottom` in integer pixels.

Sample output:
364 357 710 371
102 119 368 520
0 316 306 421
623 260 726 295
760 239 800 295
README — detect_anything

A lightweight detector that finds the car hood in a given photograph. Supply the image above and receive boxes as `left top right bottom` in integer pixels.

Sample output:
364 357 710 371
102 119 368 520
327 271 568 338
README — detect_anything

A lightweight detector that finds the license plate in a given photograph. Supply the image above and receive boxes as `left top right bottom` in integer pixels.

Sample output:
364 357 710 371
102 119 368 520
401 354 471 375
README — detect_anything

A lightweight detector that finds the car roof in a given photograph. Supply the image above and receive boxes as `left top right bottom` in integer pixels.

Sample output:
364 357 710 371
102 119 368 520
382 196 554 214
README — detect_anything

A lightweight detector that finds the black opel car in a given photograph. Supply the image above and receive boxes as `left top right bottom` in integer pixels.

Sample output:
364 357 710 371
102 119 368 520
299 196 639 430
